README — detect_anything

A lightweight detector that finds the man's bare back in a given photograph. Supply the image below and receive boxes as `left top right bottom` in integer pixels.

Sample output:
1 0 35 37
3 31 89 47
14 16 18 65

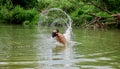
52 29 66 46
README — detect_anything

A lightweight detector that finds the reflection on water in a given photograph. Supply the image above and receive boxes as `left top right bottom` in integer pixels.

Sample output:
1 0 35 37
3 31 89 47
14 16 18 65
0 25 120 69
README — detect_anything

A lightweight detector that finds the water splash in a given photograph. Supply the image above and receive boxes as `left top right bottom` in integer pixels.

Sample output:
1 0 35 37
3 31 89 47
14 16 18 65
40 8 72 28
39 8 73 42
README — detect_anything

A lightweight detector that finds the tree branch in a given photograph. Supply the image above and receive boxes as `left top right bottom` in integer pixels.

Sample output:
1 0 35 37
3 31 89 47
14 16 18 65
89 1 112 14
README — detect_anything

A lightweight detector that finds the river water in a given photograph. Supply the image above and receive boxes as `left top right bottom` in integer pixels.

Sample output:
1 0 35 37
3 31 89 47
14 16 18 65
0 25 120 69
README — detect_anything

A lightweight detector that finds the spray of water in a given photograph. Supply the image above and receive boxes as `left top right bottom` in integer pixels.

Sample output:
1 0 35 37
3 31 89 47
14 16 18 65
39 8 74 45
47 8 72 28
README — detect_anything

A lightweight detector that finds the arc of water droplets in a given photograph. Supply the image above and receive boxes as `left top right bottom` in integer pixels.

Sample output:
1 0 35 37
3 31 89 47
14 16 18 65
41 8 72 28
40 8 73 41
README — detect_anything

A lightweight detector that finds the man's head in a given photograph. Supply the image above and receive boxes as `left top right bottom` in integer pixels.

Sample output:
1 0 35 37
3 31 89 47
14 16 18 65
52 29 59 38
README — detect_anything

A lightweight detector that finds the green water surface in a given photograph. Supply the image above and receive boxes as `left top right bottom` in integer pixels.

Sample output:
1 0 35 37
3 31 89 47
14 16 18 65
0 25 120 69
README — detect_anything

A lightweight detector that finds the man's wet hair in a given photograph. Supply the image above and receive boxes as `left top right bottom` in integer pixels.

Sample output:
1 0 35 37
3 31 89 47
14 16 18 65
52 29 59 38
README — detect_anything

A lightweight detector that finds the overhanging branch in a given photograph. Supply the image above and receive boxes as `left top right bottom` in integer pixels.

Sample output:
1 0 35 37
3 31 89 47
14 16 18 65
89 1 112 14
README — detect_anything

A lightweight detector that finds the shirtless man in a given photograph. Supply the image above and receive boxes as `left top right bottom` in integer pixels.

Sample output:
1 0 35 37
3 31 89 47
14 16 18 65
52 29 66 46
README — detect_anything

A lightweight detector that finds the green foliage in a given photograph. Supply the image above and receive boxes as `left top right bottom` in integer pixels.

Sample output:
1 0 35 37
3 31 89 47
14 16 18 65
0 0 120 28
70 2 95 26
0 6 12 23
0 6 39 25
11 6 38 24
96 12 111 18
0 0 13 9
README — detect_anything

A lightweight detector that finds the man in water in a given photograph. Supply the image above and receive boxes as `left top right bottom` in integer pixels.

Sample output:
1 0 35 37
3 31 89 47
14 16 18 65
52 29 66 46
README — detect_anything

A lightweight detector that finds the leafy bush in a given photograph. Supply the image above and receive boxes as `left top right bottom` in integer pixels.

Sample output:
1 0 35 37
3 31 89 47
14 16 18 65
0 6 12 23
11 6 39 24
0 6 39 25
